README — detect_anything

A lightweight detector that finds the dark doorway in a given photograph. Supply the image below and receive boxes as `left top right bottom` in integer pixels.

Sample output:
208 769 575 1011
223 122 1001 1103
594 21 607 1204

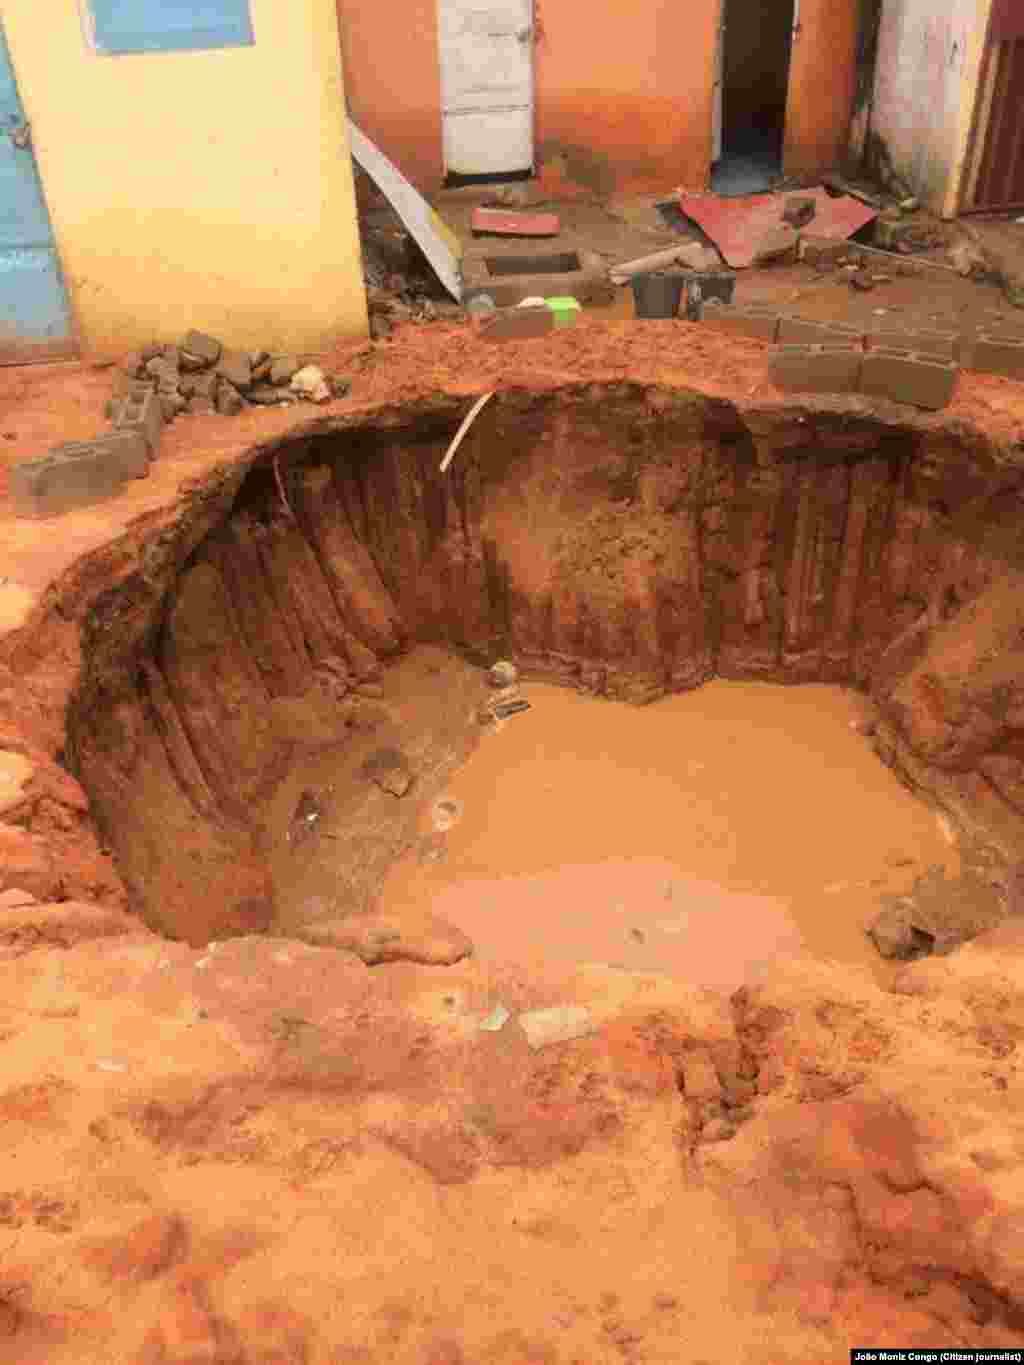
713 0 797 196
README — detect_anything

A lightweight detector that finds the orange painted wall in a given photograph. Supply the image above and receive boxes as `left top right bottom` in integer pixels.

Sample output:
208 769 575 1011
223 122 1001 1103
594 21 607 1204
783 0 860 175
335 0 444 189
531 0 718 194
335 0 857 197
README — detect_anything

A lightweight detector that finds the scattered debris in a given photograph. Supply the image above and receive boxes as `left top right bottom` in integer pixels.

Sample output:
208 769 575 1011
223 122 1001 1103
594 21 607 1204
822 173 883 209
678 187 876 269
288 789 323 846
867 904 934 960
290 364 331 403
361 748 413 797
849 270 876 292
492 699 531 720
488 660 519 688
471 207 561 237
479 1004 511 1032
610 243 721 285
783 196 816 228
349 119 462 301
112 333 346 426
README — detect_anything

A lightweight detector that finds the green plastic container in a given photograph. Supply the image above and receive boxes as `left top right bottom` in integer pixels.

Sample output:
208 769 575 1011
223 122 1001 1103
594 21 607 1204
545 296 581 328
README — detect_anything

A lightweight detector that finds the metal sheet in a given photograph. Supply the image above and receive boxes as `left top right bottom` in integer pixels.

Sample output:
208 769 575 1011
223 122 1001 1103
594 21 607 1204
349 121 463 301
437 0 534 175
678 188 876 269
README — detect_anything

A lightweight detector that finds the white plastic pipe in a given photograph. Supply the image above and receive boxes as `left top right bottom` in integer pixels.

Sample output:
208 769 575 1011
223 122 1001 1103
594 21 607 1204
439 391 496 474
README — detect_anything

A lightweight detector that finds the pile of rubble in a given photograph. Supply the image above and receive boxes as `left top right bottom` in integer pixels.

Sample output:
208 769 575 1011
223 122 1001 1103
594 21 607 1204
106 329 350 423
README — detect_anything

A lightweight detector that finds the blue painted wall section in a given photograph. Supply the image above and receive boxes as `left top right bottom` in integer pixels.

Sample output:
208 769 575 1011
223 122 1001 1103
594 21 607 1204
90 1 255 56
0 20 72 351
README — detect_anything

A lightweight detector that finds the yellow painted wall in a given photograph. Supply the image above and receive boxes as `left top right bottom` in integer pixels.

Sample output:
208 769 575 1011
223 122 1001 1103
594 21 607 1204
943 0 994 217
1 0 367 356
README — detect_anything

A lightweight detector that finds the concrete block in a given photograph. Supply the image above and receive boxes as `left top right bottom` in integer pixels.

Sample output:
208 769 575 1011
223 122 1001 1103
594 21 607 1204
109 385 163 459
859 348 958 410
480 306 554 342
798 235 850 268
701 302 780 342
9 431 148 520
768 343 863 395
866 326 958 361
965 333 1024 380
778 316 865 347
462 246 607 307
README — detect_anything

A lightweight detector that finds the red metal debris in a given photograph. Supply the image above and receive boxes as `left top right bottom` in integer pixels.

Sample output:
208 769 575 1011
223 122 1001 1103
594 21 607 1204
677 188 877 269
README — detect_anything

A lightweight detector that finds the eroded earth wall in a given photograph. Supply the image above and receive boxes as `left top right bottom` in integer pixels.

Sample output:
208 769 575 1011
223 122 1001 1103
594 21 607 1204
65 387 1024 937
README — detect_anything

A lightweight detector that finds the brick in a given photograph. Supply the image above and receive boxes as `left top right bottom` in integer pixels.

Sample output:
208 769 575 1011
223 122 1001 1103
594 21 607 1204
797 235 850 268
701 302 780 342
859 348 958 410
769 343 862 395
965 333 1024 379
9 431 148 520
865 326 958 361
110 385 163 459
479 307 554 342
778 316 865 347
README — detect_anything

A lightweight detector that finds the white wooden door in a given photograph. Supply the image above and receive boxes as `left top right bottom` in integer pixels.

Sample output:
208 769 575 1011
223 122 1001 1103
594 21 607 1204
437 0 534 176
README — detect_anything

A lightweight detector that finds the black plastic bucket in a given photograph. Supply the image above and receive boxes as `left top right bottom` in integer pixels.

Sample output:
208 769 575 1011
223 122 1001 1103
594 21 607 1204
631 272 687 319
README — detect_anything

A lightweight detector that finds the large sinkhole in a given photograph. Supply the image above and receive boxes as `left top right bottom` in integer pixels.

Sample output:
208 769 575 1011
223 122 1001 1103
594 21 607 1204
65 385 1024 980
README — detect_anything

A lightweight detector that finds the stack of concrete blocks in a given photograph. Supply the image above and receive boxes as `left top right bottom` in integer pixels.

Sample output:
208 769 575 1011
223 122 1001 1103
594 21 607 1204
699 299 1024 411
10 379 163 521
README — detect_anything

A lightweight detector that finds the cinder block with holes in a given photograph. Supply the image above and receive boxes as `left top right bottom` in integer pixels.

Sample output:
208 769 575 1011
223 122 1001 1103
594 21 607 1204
110 385 163 459
859 348 958 410
963 333 1024 380
462 246 606 307
778 316 865 347
700 302 780 342
865 326 958 361
768 343 863 395
10 432 149 520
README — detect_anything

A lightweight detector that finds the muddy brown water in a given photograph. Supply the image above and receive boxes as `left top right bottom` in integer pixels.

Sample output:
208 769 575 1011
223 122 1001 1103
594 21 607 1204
376 679 961 989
